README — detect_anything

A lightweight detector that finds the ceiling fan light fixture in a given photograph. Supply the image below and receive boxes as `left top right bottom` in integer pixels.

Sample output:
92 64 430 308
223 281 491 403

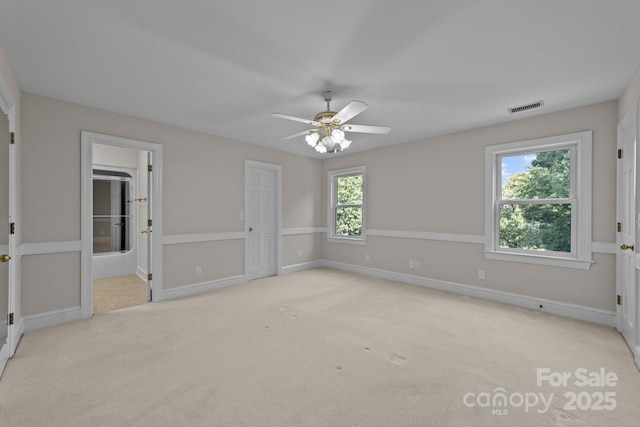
305 132 319 146
273 91 390 154
331 129 345 143
321 135 335 150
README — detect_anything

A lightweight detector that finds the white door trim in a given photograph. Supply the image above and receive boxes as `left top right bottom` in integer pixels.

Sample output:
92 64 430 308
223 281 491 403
244 160 282 279
0 69 19 373
81 131 164 318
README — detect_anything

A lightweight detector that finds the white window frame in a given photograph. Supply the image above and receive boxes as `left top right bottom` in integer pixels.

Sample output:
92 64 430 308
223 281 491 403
328 166 366 244
484 131 592 269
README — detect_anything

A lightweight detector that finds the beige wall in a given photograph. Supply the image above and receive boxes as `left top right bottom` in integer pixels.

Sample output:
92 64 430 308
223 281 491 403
20 92 322 315
11 61 632 320
322 101 618 311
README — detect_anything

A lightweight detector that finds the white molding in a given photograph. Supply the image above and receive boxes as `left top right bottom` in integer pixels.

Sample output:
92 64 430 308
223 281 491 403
320 260 616 327
15 235 613 256
9 317 23 357
282 227 327 236
592 241 617 255
368 229 485 244
281 260 325 274
23 306 83 332
163 231 245 245
157 275 246 301
21 240 82 255
136 265 147 280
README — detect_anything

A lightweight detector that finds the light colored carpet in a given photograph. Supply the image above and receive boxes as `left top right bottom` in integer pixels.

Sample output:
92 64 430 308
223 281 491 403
1 268 639 426
93 274 148 314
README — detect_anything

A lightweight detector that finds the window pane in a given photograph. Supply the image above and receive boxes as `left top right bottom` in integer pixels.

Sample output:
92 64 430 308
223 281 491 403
501 149 570 200
337 175 363 205
336 207 362 236
499 203 571 252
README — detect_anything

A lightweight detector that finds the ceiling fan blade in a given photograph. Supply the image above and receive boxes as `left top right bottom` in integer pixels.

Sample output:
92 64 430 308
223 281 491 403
332 100 368 124
279 129 315 140
272 113 321 127
341 124 391 134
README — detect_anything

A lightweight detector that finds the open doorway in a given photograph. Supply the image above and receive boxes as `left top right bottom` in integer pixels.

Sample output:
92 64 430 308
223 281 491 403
81 132 163 318
91 160 147 313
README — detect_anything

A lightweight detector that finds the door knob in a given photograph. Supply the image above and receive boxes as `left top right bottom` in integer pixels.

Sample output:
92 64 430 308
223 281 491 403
0 254 10 263
248 227 253 232
620 244 634 251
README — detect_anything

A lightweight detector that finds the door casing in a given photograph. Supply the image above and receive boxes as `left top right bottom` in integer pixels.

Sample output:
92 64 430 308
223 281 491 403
81 131 163 318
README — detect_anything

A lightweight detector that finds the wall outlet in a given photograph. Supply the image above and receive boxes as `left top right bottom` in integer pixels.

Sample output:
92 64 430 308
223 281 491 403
365 253 370 262
298 250 302 259
478 269 485 280
414 260 420 269
409 260 414 269
195 266 202 276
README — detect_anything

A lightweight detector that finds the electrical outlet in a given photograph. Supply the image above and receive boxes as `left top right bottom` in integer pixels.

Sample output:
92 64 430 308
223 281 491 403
414 260 420 269
409 260 414 269
195 266 202 276
365 253 370 262
478 269 485 280
298 250 302 259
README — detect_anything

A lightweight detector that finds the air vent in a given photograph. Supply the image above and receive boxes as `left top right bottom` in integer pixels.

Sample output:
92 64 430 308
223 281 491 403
508 100 544 114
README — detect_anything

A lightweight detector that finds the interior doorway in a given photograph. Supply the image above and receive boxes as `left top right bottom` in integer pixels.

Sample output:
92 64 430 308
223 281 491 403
92 157 146 313
81 132 163 318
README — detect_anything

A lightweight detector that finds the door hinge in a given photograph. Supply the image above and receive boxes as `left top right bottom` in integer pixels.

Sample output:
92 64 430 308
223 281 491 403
617 295 622 305
617 222 622 232
618 148 623 159
8 313 14 325
9 222 15 235
147 273 153 281
9 132 15 144
148 219 152 227
148 164 153 172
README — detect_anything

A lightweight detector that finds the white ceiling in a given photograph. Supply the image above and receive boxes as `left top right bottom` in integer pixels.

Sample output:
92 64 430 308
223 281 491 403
1 0 639 158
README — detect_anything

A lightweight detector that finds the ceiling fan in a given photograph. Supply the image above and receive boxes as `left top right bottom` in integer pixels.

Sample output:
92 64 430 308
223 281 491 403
272 91 391 153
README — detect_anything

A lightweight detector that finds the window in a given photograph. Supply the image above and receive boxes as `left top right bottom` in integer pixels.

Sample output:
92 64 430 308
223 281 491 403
485 131 592 269
92 169 134 254
328 166 366 243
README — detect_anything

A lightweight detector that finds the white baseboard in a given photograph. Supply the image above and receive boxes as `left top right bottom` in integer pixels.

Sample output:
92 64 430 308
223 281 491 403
23 306 83 332
157 275 246 301
321 260 616 327
11 317 24 356
136 266 147 280
281 260 325 275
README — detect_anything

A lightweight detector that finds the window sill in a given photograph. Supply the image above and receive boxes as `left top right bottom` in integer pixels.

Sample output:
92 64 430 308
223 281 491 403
485 251 593 270
328 236 366 245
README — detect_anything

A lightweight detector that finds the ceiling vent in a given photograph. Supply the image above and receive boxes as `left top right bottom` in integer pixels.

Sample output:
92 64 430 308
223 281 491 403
508 100 544 114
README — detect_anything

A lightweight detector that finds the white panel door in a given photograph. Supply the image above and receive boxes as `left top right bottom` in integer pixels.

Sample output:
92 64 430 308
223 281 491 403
616 111 636 354
0 105 11 375
247 166 276 280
